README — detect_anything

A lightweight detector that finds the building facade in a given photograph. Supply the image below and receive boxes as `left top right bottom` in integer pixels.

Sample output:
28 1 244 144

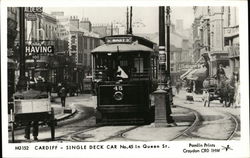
192 6 239 78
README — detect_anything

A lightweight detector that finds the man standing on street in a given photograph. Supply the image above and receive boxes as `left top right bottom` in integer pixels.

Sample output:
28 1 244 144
59 84 67 107
216 64 226 81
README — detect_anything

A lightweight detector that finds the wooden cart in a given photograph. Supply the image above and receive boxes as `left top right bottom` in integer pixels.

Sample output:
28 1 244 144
202 77 234 107
10 97 55 142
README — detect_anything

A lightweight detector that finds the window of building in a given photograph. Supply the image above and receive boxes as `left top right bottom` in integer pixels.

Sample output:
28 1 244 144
228 7 231 26
84 37 87 49
71 45 77 51
170 52 174 60
170 63 174 72
84 54 87 66
89 38 93 49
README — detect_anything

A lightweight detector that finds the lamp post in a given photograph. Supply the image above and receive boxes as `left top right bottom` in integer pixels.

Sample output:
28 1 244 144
17 7 27 91
166 6 171 80
158 6 166 89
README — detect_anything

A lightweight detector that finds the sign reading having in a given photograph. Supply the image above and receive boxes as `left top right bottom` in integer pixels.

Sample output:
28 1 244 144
25 45 54 56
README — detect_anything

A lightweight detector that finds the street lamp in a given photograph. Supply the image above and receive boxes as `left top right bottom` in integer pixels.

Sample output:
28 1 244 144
16 7 27 91
166 6 171 84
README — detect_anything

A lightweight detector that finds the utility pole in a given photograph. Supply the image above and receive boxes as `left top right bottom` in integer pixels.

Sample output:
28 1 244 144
129 6 133 34
153 6 175 127
111 22 113 36
17 7 27 91
126 7 129 34
158 6 166 88
153 6 168 127
166 6 171 80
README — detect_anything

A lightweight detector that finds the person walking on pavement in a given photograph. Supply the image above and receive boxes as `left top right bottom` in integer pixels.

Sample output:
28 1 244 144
216 64 226 83
228 72 240 108
59 84 67 107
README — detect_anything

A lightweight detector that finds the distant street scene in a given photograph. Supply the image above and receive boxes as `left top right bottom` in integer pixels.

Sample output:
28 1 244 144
7 6 240 143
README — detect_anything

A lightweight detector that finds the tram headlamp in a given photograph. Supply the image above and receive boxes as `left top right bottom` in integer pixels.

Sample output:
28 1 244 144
113 91 123 101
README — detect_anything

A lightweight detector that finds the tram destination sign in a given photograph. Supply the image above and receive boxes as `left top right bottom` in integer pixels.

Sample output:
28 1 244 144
25 45 54 56
105 37 132 44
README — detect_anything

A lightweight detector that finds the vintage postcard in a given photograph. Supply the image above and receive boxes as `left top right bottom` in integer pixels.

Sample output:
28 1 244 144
1 0 249 157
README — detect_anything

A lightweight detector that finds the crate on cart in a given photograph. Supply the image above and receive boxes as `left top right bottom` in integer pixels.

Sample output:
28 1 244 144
10 90 56 142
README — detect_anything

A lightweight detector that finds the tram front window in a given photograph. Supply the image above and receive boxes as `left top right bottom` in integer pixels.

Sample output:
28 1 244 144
94 52 150 81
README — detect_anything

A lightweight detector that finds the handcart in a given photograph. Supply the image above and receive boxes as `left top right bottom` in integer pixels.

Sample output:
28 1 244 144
10 92 55 142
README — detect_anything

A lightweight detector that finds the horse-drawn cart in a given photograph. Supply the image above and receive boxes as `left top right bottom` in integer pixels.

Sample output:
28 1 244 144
10 90 55 142
202 77 234 107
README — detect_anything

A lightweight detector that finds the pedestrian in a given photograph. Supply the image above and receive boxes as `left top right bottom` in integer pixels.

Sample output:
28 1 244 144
59 84 67 107
24 121 39 141
23 83 41 141
175 80 182 94
229 72 240 108
216 64 226 83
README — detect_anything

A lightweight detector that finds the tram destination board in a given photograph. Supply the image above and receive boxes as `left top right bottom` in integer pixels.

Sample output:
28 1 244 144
105 36 132 44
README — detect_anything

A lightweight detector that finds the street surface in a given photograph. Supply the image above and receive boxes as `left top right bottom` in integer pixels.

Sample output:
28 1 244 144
9 89 240 142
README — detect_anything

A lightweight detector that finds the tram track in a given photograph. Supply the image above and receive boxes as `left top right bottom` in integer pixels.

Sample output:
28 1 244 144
69 125 142 142
171 105 239 141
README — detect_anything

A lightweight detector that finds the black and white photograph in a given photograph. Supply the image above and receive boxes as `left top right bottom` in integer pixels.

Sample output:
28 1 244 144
1 0 249 158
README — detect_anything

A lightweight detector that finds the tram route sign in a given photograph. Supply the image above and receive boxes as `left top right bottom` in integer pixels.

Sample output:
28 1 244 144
105 36 132 44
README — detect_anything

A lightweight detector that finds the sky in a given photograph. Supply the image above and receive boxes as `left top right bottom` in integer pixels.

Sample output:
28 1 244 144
44 7 194 34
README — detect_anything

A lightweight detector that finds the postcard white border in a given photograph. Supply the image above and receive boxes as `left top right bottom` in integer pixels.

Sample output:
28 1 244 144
1 0 249 158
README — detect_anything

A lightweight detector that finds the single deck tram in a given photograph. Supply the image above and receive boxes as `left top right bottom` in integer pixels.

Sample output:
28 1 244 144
91 35 159 124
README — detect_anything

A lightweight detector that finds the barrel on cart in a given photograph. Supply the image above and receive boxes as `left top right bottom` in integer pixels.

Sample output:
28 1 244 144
10 90 55 142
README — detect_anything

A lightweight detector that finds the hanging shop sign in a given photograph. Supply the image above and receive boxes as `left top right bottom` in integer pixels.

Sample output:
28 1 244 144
158 46 166 65
159 52 166 65
26 13 37 21
25 7 43 13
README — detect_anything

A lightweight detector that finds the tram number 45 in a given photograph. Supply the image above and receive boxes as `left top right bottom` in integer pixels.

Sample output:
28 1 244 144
113 86 123 91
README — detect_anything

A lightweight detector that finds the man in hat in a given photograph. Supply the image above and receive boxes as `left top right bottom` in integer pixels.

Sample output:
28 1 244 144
58 83 67 107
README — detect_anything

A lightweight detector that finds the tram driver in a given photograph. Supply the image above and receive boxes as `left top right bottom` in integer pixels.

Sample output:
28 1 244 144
115 65 128 81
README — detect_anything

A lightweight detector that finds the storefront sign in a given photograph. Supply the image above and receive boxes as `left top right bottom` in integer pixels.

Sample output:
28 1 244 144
25 45 54 56
26 13 37 21
25 7 43 13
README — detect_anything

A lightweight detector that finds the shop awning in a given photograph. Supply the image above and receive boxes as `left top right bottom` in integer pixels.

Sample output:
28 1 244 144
180 68 193 80
91 43 154 53
186 67 207 81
